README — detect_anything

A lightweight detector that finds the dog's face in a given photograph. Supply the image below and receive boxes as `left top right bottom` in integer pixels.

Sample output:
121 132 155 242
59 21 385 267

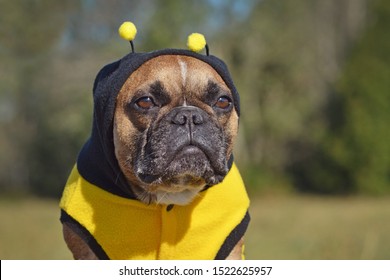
113 55 238 205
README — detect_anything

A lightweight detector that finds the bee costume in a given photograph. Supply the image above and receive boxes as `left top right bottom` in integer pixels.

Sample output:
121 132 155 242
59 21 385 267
60 22 250 260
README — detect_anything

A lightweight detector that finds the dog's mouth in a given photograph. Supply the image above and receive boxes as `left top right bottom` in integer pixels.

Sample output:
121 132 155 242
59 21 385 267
136 142 227 187
171 144 209 166
162 145 210 183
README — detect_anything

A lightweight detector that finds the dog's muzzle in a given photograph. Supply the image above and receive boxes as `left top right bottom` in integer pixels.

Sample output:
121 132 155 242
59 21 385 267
136 105 228 186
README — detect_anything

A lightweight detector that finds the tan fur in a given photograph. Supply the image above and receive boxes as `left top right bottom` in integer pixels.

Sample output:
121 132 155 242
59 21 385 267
63 223 98 260
226 238 245 260
114 55 239 192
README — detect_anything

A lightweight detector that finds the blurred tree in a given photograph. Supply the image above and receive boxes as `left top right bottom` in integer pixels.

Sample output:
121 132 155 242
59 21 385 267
0 0 79 195
216 0 370 193
141 0 210 51
291 0 390 194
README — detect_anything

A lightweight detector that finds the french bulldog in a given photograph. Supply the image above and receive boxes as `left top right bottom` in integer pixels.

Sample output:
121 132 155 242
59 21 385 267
60 51 250 260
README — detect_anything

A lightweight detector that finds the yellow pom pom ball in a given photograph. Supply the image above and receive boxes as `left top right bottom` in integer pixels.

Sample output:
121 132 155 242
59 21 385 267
187 33 207 52
118 21 137 41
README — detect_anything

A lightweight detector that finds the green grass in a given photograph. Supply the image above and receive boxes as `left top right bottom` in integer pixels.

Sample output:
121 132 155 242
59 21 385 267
0 196 72 259
245 194 390 259
1 195 390 259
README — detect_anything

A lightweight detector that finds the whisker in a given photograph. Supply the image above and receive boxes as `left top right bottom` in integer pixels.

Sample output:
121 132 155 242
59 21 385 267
138 189 154 205
156 192 167 205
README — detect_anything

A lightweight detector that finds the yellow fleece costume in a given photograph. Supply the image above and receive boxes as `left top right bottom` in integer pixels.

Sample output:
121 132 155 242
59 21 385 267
60 23 250 260
60 163 249 260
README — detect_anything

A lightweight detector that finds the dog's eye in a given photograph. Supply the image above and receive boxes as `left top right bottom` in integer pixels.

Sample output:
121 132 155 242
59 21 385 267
214 96 232 110
135 96 156 109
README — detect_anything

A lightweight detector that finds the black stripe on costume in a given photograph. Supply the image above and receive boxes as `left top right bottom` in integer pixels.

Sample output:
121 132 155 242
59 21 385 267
214 211 250 260
60 209 109 260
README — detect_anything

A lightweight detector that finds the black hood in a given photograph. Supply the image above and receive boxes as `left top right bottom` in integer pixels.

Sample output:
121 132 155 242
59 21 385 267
77 49 240 198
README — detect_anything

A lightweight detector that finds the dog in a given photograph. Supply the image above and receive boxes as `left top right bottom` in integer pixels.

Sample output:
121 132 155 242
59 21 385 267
60 49 250 260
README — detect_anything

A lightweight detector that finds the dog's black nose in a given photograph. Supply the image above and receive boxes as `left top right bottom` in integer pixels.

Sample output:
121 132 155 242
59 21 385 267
171 107 204 126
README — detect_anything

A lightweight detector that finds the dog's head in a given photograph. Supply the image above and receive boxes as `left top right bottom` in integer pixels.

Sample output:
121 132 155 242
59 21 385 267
113 55 239 205
77 32 240 205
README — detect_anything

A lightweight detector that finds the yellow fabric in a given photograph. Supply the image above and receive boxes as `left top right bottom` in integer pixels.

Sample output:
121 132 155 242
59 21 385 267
60 163 249 260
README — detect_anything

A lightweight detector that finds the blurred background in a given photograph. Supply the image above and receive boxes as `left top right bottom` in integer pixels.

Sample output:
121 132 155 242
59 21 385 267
0 0 389 259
